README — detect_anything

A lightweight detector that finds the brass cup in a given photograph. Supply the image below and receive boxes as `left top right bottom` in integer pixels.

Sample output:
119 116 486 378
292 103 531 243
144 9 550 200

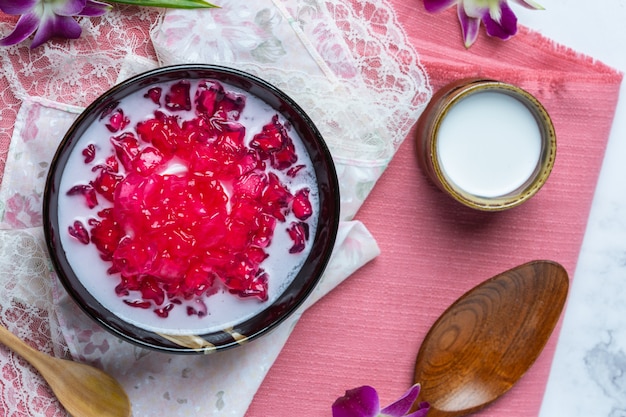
416 78 556 211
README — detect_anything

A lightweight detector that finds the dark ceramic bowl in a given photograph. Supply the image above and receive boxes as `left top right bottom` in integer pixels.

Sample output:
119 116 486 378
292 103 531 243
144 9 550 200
43 64 340 354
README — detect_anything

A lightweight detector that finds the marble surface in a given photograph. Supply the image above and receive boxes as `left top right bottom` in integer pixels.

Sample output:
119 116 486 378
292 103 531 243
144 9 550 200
516 1 626 416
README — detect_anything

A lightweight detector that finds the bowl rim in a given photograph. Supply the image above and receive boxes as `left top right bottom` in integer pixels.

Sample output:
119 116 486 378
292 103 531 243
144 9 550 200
43 63 340 354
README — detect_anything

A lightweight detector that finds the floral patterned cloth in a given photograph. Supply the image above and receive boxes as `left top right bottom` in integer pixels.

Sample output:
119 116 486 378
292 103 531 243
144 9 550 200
0 1 430 416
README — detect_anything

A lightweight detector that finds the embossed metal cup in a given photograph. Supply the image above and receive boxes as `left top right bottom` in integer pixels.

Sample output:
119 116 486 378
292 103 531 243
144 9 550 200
415 78 556 211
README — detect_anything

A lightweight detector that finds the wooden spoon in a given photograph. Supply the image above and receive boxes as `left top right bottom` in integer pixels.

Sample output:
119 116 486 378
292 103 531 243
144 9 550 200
412 260 568 417
0 324 131 417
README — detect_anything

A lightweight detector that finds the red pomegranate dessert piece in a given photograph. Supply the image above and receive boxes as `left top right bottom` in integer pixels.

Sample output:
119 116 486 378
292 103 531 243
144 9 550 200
144 87 162 105
195 80 225 116
91 169 123 202
217 91 246 120
88 208 122 262
226 269 268 300
165 80 192 111
68 220 90 245
67 79 316 319
92 155 119 174
136 110 186 156
270 136 297 170
155 303 176 318
106 109 130 133
132 147 165 176
194 81 246 122
250 115 289 153
110 132 140 172
82 144 96 163
181 116 214 145
186 299 209 318
66 184 98 209
292 188 313 220
123 299 152 309
287 221 309 254
286 164 305 178
261 172 294 221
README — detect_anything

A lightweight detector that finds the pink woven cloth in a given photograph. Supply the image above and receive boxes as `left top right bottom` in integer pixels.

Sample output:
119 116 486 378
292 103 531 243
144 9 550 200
246 6 623 417
0 3 621 417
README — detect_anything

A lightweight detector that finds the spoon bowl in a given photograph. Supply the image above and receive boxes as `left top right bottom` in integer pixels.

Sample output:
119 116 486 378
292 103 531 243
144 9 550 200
0 324 130 417
412 260 569 417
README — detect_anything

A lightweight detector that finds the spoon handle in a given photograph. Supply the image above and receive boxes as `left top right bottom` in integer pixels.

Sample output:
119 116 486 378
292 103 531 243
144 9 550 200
0 324 48 370
0 323 132 417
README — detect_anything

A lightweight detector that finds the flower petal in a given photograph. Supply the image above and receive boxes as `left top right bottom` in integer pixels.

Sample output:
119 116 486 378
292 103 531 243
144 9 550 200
423 0 458 13
457 6 481 48
30 14 82 48
106 0 219 8
0 0 38 15
511 0 544 10
53 0 87 16
80 0 113 16
461 0 487 18
405 402 430 417
380 384 422 417
332 386 380 417
0 12 39 46
483 1 518 39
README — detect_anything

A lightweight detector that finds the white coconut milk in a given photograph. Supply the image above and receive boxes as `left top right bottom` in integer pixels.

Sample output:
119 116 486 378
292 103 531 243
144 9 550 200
436 91 542 198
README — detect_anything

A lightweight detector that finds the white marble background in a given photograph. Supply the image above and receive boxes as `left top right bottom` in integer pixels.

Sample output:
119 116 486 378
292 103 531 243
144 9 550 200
515 1 626 416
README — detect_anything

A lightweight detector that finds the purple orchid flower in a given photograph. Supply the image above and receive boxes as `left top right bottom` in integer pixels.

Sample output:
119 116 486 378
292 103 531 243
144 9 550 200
332 384 430 417
423 0 543 48
0 0 111 49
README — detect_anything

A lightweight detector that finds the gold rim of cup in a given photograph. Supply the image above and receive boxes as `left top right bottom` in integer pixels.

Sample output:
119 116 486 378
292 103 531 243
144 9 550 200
415 78 557 211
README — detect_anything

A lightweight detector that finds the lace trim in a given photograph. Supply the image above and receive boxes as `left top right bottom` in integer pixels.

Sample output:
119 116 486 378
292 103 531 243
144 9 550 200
0 228 69 417
0 8 162 416
151 0 431 164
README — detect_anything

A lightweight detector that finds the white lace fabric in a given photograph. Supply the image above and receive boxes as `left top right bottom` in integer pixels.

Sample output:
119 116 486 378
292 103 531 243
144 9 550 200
153 0 431 217
0 1 430 416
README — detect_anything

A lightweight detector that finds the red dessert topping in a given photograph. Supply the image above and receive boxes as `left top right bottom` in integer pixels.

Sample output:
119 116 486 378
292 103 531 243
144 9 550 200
287 221 309 254
144 87 162 105
66 79 315 319
67 184 98 209
106 109 130 133
91 170 124 202
292 188 313 220
165 80 192 111
68 220 90 245
82 144 96 163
